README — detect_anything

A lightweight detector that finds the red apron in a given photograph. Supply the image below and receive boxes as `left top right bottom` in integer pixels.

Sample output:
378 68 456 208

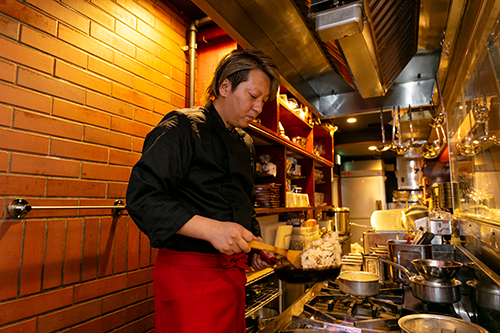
153 249 248 333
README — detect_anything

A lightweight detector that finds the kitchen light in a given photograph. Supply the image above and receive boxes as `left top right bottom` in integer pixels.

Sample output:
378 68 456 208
368 146 377 151
347 118 357 123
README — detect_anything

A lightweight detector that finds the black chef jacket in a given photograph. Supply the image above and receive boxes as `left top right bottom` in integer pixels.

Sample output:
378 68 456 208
126 104 262 252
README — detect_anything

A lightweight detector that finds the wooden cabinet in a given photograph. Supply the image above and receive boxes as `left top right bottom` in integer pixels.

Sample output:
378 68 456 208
247 88 336 216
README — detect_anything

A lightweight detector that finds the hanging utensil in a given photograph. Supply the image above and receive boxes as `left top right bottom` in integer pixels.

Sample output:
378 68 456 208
391 106 398 151
395 106 409 155
430 72 446 128
376 106 391 152
408 105 423 147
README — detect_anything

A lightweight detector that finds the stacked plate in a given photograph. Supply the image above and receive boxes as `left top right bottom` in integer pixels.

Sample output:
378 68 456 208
255 183 281 208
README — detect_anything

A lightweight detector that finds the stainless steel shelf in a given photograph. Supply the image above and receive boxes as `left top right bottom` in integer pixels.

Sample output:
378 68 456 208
245 287 281 318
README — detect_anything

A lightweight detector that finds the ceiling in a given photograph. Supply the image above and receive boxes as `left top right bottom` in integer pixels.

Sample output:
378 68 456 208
165 0 452 159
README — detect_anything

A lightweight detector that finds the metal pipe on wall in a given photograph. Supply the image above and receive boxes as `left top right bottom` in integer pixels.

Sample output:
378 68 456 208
188 17 212 107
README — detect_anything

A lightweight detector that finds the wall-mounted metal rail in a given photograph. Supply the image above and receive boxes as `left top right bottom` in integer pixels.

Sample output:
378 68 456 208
7 198 126 219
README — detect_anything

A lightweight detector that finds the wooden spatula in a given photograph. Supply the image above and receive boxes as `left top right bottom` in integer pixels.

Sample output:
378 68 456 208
249 240 303 268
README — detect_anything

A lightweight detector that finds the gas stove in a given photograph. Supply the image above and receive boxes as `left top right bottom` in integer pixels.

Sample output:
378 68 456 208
260 278 473 333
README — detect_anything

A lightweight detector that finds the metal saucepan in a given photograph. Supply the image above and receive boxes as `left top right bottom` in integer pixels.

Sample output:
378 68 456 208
337 271 381 296
399 314 488 333
379 258 462 303
467 279 500 311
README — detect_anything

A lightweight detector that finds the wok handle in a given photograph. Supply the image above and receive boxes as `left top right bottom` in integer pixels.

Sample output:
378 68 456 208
379 258 413 279
248 240 287 257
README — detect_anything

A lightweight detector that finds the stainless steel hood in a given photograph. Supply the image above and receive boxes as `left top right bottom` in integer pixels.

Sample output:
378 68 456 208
191 0 449 119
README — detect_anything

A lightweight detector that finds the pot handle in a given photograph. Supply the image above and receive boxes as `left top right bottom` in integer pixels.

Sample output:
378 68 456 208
349 223 375 229
379 258 413 279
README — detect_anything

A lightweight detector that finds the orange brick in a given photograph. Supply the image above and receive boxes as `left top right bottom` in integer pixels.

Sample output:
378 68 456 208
0 37 54 74
18 67 85 104
72 309 126 333
53 98 110 128
153 70 184 96
0 58 15 82
114 216 128 273
27 0 89 33
137 19 178 53
91 0 136 28
171 15 188 38
112 83 153 110
152 17 185 47
81 217 99 282
126 298 154 323
147 281 154 298
139 232 151 268
0 103 13 126
133 107 162 126
115 318 147 333
99 217 115 277
14 109 83 140
20 219 45 296
37 299 101 333
88 56 134 88
138 0 172 27
63 218 83 285
0 220 23 301
135 78 170 103
127 220 140 271
86 90 134 118
90 22 135 58
136 49 171 76
171 65 188 85
111 116 151 137
108 182 128 198
171 92 187 109
47 178 107 198
0 127 49 154
83 126 132 150
0 287 73 325
115 21 155 54
0 81 52 113
56 59 112 94
155 44 186 73
0 0 56 35
43 219 66 290
58 24 113 62
117 0 154 26
114 52 154 81
11 152 81 177
132 137 144 152
51 138 108 163
0 14 19 39
0 318 37 333
127 267 153 288
74 274 127 303
109 149 140 166
63 0 114 30
21 26 87 67
0 174 45 196
82 162 131 182
153 99 176 116
0 150 8 171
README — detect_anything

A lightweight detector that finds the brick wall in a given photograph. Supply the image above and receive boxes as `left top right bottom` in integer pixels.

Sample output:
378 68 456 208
0 0 189 331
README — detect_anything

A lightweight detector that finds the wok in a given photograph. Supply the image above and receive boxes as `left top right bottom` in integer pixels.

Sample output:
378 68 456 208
273 261 341 284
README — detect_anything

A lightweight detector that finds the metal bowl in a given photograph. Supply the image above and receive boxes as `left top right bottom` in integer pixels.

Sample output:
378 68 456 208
412 259 463 281
398 314 488 333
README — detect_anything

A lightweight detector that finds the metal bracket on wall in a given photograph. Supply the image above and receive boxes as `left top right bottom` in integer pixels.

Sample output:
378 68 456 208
7 198 126 219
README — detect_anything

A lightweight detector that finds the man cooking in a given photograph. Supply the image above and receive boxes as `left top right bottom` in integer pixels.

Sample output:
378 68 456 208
126 48 280 332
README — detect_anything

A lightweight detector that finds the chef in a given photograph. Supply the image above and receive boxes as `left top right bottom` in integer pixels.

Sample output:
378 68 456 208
126 48 281 332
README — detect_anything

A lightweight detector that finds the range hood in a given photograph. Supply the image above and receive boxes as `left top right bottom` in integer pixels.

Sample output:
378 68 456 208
311 0 419 99
191 0 444 118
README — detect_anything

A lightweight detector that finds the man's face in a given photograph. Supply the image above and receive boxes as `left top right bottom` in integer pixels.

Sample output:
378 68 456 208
217 69 271 129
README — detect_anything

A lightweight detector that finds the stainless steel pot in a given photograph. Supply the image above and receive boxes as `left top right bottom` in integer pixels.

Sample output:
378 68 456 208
337 271 380 296
399 314 488 333
409 275 461 303
467 279 500 311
